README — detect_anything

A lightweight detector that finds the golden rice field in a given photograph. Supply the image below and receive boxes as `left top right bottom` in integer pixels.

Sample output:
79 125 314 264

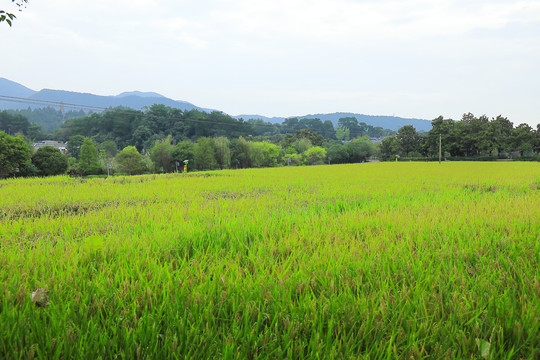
0 162 539 359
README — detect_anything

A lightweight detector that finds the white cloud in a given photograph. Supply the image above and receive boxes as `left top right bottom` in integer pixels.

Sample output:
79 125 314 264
1 0 538 126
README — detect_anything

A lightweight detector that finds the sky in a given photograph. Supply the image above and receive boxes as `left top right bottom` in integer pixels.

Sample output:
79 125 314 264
1 0 539 127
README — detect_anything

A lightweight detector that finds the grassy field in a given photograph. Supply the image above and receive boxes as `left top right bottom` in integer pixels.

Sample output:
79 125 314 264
0 162 539 359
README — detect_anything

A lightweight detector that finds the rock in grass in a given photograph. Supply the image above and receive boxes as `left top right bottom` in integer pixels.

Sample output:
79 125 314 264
31 288 49 307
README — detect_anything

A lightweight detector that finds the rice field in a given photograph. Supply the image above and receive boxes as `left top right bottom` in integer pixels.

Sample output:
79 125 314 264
0 162 539 359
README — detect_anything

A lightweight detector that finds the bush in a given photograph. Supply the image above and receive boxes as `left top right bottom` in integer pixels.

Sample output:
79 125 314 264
115 146 147 175
304 146 327 165
396 157 439 162
447 156 496 161
68 164 84 177
498 151 509 159
16 161 39 177
31 146 68 176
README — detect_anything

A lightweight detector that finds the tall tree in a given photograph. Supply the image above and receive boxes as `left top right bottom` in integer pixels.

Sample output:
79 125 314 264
379 136 399 161
469 114 492 154
67 135 86 160
172 141 195 170
456 113 491 156
0 131 31 178
194 137 217 170
79 138 101 175
488 115 513 154
150 135 174 173
509 123 536 154
116 146 147 175
337 117 361 138
536 124 540 151
230 137 252 169
396 125 421 157
214 137 231 170
322 120 336 139
426 117 456 157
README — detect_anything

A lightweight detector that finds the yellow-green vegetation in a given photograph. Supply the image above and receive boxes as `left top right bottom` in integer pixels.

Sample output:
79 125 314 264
1 162 539 359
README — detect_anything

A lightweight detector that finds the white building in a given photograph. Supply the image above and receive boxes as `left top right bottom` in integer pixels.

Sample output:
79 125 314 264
33 140 68 154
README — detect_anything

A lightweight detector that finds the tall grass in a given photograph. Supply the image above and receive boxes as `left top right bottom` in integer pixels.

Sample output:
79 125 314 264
0 162 538 359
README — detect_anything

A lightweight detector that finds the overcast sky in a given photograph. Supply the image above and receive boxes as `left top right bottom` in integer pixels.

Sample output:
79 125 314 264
2 0 539 126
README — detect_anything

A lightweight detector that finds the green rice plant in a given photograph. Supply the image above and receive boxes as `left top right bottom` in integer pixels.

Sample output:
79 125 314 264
0 162 538 359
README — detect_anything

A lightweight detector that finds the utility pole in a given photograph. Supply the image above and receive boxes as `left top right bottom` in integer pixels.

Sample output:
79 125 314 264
439 133 442 164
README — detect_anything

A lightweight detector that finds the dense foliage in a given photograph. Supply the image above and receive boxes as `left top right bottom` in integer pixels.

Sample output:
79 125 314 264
79 138 101 175
31 146 68 176
7 107 87 134
0 131 31 178
380 114 540 161
54 106 255 151
1 107 539 178
115 146 147 175
0 110 43 140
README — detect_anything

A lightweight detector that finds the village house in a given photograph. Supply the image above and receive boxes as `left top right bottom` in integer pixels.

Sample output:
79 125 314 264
33 140 68 154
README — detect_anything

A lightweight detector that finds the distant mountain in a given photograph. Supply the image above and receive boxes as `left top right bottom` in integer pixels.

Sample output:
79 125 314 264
0 78 36 98
0 78 208 112
116 91 165 98
0 78 432 132
236 112 432 132
27 89 206 112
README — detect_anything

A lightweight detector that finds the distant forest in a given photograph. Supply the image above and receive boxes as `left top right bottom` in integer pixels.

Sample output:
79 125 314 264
7 107 87 134
1 105 395 177
2 105 394 149
379 114 540 160
1 105 539 179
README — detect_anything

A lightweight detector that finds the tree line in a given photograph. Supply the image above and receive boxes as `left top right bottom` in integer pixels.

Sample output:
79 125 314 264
3 106 394 147
2 108 539 179
0 130 378 178
1 104 386 177
6 107 87 134
49 105 393 150
380 114 540 161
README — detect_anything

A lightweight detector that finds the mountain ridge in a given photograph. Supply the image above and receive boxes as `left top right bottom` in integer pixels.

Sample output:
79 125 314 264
116 91 165 98
0 78 37 98
0 78 432 131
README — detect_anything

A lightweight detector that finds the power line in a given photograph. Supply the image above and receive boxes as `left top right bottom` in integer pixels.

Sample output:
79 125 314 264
0 95 341 135
0 94 272 127
7 94 532 141
0 94 107 112
0 95 398 138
